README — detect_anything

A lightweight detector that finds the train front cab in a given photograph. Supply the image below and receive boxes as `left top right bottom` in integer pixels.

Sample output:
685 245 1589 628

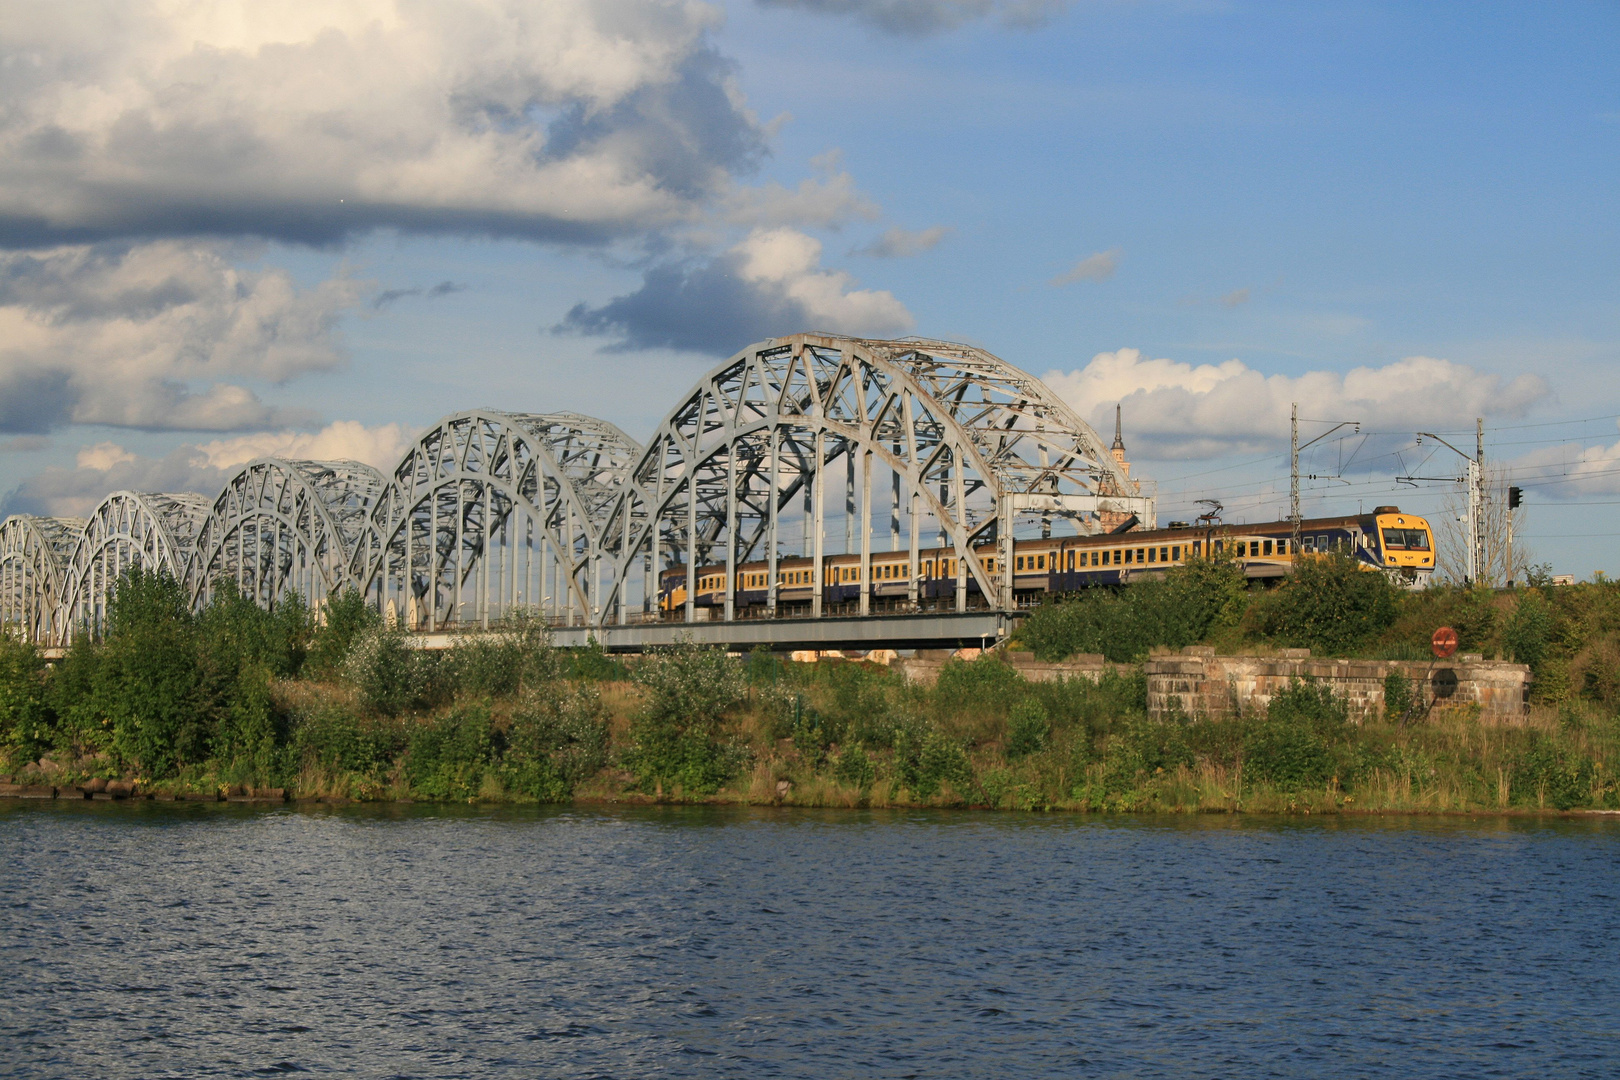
1373 510 1434 586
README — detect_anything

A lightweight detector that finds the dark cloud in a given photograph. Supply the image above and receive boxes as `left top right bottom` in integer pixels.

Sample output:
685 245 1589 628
556 257 809 355
0 371 75 434
554 228 912 355
0 446 224 519
373 280 467 310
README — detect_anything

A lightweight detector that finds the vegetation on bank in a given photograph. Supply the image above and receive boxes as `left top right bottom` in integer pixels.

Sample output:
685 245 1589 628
3 560 1620 814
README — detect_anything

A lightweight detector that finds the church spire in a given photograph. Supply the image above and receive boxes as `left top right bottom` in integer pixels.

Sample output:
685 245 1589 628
1111 403 1125 453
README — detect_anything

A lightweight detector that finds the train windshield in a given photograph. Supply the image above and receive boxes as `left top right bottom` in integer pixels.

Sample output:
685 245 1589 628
1381 528 1430 551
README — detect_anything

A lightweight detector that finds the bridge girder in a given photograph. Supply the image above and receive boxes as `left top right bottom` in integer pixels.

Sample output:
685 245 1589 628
190 458 388 611
57 491 212 643
0 515 84 645
349 409 642 630
598 333 1152 626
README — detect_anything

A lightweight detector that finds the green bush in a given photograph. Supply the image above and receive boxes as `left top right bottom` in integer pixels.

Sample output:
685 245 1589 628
308 587 378 678
1247 553 1399 654
1503 590 1554 671
1240 680 1347 790
627 642 747 793
1513 733 1597 811
292 704 400 776
1005 699 1050 759
833 745 876 788
346 624 441 715
501 683 609 800
197 580 311 681
95 568 208 777
893 718 974 798
1383 668 1413 722
445 618 559 700
934 655 1026 718
563 639 627 682
405 705 494 800
1023 555 1248 663
0 636 52 760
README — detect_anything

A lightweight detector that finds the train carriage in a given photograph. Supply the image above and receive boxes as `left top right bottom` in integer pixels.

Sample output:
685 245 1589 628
658 506 1434 615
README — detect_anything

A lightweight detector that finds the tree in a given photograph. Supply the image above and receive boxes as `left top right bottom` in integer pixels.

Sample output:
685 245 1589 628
1435 466 1531 587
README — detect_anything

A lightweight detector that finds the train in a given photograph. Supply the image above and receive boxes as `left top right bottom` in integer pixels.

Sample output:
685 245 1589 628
657 506 1435 615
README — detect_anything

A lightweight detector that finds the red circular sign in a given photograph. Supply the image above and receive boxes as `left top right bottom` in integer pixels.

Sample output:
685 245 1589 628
1432 626 1459 659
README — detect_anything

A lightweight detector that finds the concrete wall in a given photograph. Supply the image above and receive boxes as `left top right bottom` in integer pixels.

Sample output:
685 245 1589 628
1144 646 1530 723
892 649 1127 686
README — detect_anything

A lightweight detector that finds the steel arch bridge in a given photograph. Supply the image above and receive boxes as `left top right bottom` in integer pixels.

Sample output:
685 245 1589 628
346 410 643 631
58 491 213 641
189 458 388 611
0 515 83 644
0 333 1154 648
598 333 1152 624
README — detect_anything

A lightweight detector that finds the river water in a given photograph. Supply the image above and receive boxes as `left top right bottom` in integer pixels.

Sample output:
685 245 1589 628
3 803 1618 1079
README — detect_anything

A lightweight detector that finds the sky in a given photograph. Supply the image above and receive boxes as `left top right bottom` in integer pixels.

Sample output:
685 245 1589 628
1 0 1616 578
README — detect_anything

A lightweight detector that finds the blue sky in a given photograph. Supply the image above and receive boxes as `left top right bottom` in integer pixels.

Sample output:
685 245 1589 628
1 0 1615 577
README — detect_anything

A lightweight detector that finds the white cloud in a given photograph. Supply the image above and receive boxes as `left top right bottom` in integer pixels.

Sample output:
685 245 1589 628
195 421 410 473
557 226 913 354
1510 423 1620 498
1044 348 1551 458
5 420 409 518
0 0 765 244
0 241 359 431
723 152 880 229
1050 248 1120 286
853 224 952 258
1218 287 1251 308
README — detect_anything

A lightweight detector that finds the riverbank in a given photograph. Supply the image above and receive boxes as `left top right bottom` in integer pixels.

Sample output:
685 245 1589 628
6 657 1616 816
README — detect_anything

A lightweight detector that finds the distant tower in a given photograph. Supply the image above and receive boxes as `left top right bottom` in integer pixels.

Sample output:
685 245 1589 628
1099 403 1138 531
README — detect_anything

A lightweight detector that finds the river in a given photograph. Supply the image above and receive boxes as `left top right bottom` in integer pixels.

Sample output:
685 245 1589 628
3 803 1618 1078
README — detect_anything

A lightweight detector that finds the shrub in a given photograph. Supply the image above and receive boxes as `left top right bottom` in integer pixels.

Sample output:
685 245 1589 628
833 745 876 788
1503 590 1554 671
1247 553 1398 654
0 636 52 760
211 663 292 783
1513 733 1597 811
934 655 1025 719
444 617 559 701
1383 668 1413 722
1022 555 1249 663
95 567 207 777
627 642 747 793
564 639 627 682
1240 680 1346 790
197 580 311 681
405 705 494 800
1004 699 1050 759
346 624 439 716
308 588 378 678
501 683 609 800
893 718 974 798
292 704 400 776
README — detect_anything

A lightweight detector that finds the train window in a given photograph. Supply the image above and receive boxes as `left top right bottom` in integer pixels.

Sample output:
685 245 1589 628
1263 540 1273 556
1091 551 1099 566
1136 548 1146 562
1171 545 1180 561
1192 541 1201 557
1016 556 1024 571
1161 546 1169 562
1214 540 1223 554
1278 540 1287 555
1146 547 1156 564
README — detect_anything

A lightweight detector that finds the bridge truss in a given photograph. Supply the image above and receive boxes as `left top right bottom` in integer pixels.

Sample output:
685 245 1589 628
347 410 642 630
599 334 1152 623
0 334 1152 646
0 515 84 645
58 491 212 642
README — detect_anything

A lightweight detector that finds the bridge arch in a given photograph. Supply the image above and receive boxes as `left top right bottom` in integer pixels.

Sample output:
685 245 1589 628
0 515 84 644
189 459 388 610
350 410 642 630
58 491 212 642
601 333 1152 624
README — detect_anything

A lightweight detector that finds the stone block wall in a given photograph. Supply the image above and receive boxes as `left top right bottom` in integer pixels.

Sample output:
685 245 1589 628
893 649 1125 686
1145 647 1531 723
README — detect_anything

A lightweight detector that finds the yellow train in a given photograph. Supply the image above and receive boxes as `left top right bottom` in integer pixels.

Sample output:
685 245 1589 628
659 506 1434 613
